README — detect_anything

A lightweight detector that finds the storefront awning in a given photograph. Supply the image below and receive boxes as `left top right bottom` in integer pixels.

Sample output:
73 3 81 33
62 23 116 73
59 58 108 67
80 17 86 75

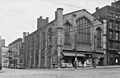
62 52 86 57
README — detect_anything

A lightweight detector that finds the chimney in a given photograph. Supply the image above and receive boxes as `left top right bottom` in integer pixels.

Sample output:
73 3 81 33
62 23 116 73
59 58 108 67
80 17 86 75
96 7 99 12
56 8 63 28
23 32 29 42
55 11 57 19
37 16 49 30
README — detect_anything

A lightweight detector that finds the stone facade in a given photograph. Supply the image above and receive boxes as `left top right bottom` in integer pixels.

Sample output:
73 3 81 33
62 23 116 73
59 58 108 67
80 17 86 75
24 8 104 68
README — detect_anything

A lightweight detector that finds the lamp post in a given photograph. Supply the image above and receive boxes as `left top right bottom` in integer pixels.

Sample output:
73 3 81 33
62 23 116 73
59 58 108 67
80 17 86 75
93 35 96 68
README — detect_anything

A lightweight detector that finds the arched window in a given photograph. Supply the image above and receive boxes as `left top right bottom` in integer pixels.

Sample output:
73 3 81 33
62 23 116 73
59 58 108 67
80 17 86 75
96 27 102 48
76 16 91 44
64 21 72 45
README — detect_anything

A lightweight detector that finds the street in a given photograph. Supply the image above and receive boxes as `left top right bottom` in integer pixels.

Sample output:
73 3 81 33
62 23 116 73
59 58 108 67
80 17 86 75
0 67 120 78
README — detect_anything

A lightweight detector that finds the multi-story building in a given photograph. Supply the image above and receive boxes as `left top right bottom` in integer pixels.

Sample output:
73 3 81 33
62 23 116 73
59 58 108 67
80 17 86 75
8 38 23 68
24 8 105 68
0 36 5 48
1 46 9 67
0 36 5 69
93 0 120 65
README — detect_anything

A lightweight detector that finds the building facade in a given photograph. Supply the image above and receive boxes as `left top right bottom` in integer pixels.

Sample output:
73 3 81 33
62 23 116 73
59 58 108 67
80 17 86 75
8 38 23 68
24 8 105 68
93 0 120 65
0 36 5 69
1 46 9 67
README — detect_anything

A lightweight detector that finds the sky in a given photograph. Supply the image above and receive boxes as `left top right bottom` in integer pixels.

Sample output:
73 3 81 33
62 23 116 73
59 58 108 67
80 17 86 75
0 0 115 46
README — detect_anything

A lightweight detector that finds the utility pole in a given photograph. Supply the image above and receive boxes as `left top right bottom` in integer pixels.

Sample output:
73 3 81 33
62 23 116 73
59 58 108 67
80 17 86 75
74 32 77 69
48 28 53 69
93 35 96 68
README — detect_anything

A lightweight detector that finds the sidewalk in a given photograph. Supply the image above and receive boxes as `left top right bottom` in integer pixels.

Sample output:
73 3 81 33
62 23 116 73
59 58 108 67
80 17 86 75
52 65 120 71
0 70 4 73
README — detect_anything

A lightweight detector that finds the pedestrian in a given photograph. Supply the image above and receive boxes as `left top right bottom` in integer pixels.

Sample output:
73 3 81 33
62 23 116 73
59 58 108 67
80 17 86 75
78 61 82 68
81 59 84 68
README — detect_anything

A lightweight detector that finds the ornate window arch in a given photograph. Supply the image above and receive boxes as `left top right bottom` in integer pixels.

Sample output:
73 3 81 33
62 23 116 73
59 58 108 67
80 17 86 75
64 21 72 45
76 16 91 44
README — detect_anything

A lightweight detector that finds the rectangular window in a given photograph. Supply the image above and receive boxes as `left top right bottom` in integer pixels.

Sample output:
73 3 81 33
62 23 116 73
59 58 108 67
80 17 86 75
116 32 119 40
115 23 119 29
109 22 113 29
109 41 113 49
115 42 119 49
109 31 113 39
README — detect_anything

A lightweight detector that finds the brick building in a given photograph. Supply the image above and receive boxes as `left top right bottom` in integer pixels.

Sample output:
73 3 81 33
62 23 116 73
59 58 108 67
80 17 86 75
93 0 120 65
8 38 23 68
24 8 105 68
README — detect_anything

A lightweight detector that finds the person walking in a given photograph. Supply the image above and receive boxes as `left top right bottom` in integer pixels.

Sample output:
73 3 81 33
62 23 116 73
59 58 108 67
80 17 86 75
81 59 84 68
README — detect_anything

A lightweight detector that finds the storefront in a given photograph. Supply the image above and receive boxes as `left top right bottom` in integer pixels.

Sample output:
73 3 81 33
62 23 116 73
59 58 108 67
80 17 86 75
61 51 91 67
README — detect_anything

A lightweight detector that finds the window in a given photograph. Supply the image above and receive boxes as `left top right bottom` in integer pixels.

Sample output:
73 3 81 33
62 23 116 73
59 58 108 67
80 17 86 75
109 41 113 49
76 17 90 44
115 42 119 49
109 31 113 39
115 15 119 18
115 32 119 40
64 21 71 45
115 23 119 29
96 27 102 48
109 22 113 29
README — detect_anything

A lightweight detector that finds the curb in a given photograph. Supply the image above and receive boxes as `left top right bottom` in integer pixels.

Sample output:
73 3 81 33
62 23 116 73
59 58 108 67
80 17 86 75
52 66 120 71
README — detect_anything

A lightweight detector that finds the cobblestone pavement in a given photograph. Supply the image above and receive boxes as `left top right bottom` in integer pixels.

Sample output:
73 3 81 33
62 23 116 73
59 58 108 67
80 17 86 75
0 66 120 78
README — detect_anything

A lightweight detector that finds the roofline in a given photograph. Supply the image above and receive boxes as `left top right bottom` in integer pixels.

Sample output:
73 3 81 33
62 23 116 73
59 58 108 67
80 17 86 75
63 9 85 16
26 20 56 38
9 38 22 46
63 9 102 23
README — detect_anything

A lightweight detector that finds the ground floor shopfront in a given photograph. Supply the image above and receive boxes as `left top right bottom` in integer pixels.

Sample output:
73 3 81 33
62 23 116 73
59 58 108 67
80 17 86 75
61 50 105 68
107 51 120 65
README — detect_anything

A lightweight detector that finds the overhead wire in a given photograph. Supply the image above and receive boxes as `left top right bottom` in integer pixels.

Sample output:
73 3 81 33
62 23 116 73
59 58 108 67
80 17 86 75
42 0 94 12
63 21 107 34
